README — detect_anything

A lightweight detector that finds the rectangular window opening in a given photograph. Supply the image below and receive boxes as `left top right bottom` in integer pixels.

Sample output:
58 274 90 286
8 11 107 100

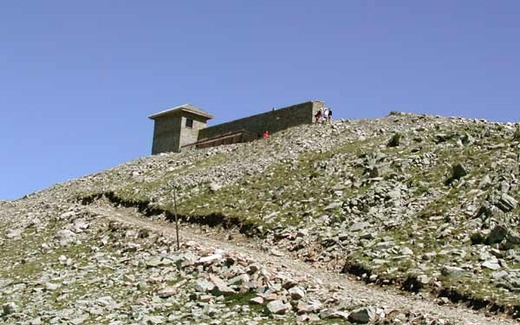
185 118 194 128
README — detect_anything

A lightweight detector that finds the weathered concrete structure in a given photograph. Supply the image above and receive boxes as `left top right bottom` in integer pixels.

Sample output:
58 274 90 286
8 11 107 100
149 100 324 154
148 104 214 154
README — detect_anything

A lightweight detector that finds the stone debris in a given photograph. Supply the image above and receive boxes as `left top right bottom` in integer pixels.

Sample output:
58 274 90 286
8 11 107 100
1 113 519 324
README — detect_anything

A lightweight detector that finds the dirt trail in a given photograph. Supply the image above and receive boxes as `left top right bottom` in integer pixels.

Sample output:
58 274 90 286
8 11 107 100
87 203 517 325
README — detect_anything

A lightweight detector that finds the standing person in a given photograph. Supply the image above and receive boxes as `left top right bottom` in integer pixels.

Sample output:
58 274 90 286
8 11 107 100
263 130 269 139
323 107 329 123
327 107 332 123
314 110 322 123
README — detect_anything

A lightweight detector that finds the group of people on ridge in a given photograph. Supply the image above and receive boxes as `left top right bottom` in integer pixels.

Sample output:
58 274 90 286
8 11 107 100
263 106 332 140
314 106 332 123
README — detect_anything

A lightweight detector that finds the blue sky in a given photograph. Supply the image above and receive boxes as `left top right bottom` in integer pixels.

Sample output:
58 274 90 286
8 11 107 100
1 1 519 200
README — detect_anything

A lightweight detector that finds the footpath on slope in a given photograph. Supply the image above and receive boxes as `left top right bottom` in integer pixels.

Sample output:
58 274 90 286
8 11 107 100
86 202 517 325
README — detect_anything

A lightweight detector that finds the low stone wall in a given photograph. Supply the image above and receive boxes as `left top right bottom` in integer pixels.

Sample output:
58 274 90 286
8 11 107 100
198 101 324 141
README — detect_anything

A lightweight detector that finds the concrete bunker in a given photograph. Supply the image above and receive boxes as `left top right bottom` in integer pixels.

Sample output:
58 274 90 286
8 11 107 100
149 100 324 154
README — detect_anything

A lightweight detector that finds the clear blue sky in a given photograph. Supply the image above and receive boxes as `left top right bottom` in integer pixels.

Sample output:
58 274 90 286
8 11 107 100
1 1 519 200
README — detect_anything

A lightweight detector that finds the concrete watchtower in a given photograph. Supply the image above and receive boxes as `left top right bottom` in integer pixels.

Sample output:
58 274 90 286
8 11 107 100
149 104 214 154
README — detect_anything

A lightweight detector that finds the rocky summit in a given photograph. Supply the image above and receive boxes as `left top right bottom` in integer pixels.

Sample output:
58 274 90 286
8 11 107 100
1 112 519 325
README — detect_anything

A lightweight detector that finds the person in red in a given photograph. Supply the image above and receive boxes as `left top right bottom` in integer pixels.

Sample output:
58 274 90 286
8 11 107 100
263 130 269 138
314 110 322 123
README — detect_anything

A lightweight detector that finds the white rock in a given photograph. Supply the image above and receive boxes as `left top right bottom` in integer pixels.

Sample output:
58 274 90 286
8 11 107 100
482 260 501 270
197 253 223 264
45 283 60 291
266 300 290 315
288 287 305 300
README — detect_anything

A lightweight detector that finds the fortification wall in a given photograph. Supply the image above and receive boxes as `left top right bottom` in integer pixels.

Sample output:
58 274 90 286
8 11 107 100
198 100 324 141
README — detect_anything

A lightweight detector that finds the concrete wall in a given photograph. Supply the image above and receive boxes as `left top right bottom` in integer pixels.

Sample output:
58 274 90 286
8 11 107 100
151 100 324 154
198 100 324 141
151 111 211 154
179 113 208 149
151 115 182 154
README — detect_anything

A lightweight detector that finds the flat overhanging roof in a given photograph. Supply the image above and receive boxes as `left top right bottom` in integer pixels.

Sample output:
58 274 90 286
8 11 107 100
149 103 214 120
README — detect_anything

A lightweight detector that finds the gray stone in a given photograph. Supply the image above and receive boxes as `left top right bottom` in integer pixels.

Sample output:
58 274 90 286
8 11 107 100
350 222 370 232
491 270 509 280
417 274 430 285
478 175 492 189
209 274 235 296
5 229 22 240
266 300 290 315
157 286 176 298
296 300 322 313
487 225 508 244
482 260 501 270
137 281 149 291
209 182 222 192
96 296 118 310
288 287 305 300
171 252 198 268
507 231 520 245
197 253 223 264
28 318 42 325
55 229 76 246
72 219 90 232
324 201 343 210
143 315 164 324
70 315 89 325
2 302 18 315
386 189 401 201
195 279 215 293
497 194 517 212
59 211 76 220
45 282 60 291
319 308 338 319
441 266 466 277
434 133 449 143
270 248 284 257
0 279 13 289
146 257 163 268
250 296 264 305
348 306 377 324
296 314 311 323
228 273 250 286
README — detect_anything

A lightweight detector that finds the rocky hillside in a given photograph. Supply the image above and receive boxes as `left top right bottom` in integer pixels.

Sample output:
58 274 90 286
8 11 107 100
1 112 519 324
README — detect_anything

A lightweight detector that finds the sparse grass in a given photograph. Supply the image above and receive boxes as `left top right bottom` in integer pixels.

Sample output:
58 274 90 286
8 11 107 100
60 119 520 314
174 138 379 230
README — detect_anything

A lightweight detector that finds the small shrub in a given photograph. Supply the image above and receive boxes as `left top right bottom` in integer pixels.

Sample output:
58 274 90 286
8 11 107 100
387 133 402 147
513 125 520 141
470 232 486 245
